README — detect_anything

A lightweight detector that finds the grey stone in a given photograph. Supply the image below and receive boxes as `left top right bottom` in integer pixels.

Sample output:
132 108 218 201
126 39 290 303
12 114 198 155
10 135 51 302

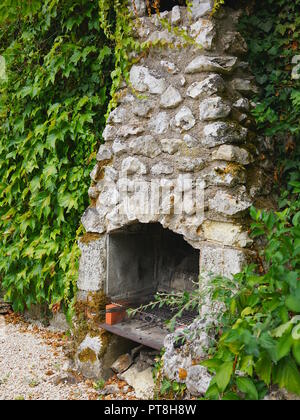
112 138 127 156
96 145 112 161
203 122 248 148
90 164 100 182
81 207 106 234
107 106 127 124
186 365 211 396
130 65 166 94
190 0 213 19
129 135 162 158
49 312 69 332
117 124 144 138
183 134 199 148
199 97 231 121
222 31 248 55
185 55 238 74
233 98 250 112
102 124 117 141
151 163 174 176
171 6 181 25
111 353 133 374
121 157 147 175
160 138 183 154
178 158 205 172
212 145 252 165
171 106 196 132
75 335 102 379
187 74 225 99
148 112 169 134
160 60 179 75
132 100 155 117
160 86 183 109
118 365 155 399
88 186 99 199
230 78 259 95
209 188 253 215
148 30 174 44
190 18 215 50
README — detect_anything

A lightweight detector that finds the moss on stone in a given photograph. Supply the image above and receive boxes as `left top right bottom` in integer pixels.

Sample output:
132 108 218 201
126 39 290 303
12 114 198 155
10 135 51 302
78 347 97 363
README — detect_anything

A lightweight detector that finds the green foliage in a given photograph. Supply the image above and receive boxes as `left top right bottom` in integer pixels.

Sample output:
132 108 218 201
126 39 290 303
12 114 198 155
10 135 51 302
0 0 114 312
239 0 300 137
200 0 300 400
204 194 300 399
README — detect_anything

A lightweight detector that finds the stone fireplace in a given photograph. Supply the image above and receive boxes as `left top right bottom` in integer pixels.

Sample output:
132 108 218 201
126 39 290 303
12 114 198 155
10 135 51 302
75 0 273 391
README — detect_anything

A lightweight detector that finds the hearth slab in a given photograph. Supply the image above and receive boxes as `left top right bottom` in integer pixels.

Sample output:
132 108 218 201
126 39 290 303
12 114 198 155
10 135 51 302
99 319 167 350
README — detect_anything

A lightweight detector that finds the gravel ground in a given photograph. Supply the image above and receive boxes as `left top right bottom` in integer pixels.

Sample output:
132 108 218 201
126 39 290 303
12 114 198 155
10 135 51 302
0 313 97 400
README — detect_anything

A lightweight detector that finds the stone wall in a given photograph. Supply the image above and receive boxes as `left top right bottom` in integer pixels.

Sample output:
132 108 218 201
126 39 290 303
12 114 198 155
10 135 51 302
74 0 274 394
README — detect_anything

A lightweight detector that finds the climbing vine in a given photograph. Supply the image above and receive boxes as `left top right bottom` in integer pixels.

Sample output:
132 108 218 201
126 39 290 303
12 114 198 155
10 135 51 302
0 0 114 313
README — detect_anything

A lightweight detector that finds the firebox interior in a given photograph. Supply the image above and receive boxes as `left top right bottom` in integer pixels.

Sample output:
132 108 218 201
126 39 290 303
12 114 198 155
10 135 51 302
100 223 200 350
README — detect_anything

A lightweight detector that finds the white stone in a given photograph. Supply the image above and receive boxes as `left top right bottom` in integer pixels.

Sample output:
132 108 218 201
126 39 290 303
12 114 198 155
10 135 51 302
171 5 181 25
160 138 183 154
77 237 106 292
81 207 106 234
98 187 120 208
212 145 252 165
130 65 166 94
161 60 179 74
132 99 155 118
202 220 252 247
117 124 144 138
178 158 205 172
148 112 169 134
151 163 174 176
187 74 225 99
191 0 213 19
119 366 155 399
186 365 211 396
203 122 248 148
205 163 246 187
171 106 196 132
199 97 231 121
112 138 127 156
209 188 253 215
102 124 117 141
96 145 112 161
190 19 215 50
121 157 147 175
183 134 199 148
160 86 183 109
185 55 238 74
233 98 250 112
148 30 174 44
200 245 247 279
129 135 162 158
107 106 127 124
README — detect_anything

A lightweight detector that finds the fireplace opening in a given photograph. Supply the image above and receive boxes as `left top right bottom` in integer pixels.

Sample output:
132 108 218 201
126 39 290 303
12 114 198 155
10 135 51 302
100 223 200 350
